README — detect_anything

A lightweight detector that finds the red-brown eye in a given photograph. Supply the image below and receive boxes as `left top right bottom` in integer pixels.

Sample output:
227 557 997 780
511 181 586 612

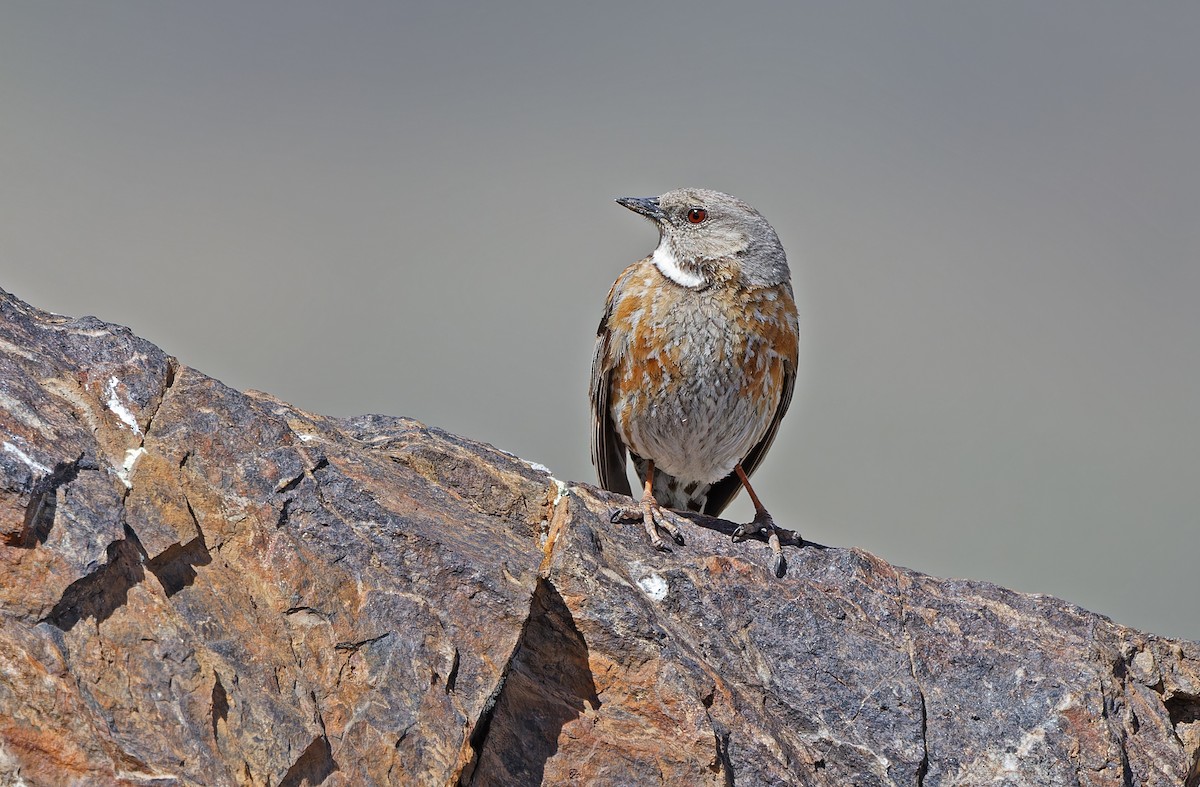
687 207 707 224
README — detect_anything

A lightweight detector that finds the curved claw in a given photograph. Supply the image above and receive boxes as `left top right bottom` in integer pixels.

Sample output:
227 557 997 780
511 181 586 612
732 508 789 578
642 495 684 550
767 524 786 576
771 552 787 579
610 498 685 550
732 525 770 543
609 505 641 524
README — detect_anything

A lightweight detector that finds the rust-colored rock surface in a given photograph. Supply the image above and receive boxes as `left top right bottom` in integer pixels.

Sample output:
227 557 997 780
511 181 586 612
0 286 1197 786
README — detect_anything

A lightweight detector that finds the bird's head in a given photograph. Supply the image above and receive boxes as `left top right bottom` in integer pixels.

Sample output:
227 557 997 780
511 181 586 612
616 188 789 289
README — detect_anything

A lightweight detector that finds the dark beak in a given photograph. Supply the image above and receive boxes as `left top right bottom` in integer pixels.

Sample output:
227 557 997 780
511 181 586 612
615 196 664 221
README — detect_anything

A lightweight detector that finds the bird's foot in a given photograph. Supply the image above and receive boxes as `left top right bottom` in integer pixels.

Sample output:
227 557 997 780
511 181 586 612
610 495 686 551
732 508 792 578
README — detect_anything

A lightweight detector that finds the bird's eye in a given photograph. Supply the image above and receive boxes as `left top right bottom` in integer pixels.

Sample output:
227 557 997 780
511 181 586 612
686 208 707 224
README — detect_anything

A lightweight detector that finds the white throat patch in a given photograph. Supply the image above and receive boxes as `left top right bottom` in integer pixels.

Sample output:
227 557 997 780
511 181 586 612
651 243 705 288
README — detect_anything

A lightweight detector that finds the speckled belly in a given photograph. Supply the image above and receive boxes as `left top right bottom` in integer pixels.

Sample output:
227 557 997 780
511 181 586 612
608 293 788 484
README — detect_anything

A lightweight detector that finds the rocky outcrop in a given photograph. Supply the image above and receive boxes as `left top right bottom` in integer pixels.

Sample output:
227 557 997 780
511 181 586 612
0 286 1197 787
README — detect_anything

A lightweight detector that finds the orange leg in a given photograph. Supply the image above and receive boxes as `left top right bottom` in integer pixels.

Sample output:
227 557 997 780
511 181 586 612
639 460 685 550
732 464 786 577
610 459 685 550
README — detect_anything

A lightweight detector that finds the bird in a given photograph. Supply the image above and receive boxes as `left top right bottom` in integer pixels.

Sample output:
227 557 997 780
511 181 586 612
590 188 800 575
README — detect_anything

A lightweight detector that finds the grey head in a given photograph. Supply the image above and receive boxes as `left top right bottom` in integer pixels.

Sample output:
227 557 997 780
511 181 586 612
615 188 789 289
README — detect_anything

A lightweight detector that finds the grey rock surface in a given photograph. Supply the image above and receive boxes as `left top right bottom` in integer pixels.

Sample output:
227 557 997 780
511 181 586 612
0 286 1196 786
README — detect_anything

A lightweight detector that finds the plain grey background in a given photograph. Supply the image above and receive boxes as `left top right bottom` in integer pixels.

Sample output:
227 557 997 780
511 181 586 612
3 3 1197 641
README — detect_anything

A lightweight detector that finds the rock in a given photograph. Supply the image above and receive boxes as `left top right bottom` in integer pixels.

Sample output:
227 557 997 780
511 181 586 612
0 285 1196 787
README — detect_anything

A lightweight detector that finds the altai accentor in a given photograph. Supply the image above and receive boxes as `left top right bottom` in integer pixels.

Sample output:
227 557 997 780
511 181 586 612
590 188 800 575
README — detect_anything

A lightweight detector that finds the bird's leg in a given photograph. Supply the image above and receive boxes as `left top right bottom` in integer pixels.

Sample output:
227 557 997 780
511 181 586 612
640 461 686 550
731 464 788 578
609 460 685 550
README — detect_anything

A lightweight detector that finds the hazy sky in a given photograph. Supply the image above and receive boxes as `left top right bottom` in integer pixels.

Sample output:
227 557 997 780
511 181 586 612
3 3 1197 641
